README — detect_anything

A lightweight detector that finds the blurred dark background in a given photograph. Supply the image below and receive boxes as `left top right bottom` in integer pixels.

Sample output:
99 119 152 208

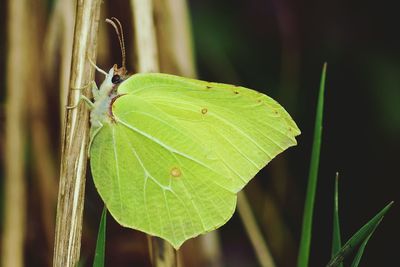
1 0 399 266
187 0 399 266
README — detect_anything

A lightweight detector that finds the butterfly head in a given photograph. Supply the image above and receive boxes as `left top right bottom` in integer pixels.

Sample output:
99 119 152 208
97 64 127 97
111 63 127 85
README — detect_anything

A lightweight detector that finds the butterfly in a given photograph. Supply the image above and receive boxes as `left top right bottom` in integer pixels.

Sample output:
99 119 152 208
83 18 300 249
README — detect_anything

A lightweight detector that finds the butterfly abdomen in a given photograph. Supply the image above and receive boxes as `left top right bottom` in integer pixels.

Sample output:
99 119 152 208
91 95 113 127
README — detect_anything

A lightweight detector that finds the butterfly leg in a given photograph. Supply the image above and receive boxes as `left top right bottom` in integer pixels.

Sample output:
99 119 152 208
91 80 100 100
66 95 94 110
88 57 108 76
70 82 92 91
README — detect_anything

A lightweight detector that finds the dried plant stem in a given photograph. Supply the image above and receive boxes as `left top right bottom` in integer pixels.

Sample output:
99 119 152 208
52 1 102 266
153 0 196 78
43 0 77 125
2 0 29 266
237 192 276 267
261 191 296 265
131 0 159 73
28 0 57 258
130 0 177 266
30 106 57 252
59 0 76 124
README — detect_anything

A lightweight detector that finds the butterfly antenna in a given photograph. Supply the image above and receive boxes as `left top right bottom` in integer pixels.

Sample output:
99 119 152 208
105 17 126 70
111 17 126 69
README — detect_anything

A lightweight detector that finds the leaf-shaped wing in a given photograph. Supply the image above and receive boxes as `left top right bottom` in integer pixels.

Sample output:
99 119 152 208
90 96 236 249
117 73 300 191
90 73 300 248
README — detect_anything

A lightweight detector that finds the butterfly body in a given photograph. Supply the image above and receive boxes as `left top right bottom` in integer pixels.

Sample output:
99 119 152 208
90 65 127 129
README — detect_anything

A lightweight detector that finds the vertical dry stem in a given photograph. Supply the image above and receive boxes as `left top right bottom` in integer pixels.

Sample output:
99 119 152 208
59 0 76 123
237 192 276 267
52 1 102 266
43 0 75 128
2 0 29 266
153 0 196 78
27 0 58 259
131 0 159 73
130 0 177 266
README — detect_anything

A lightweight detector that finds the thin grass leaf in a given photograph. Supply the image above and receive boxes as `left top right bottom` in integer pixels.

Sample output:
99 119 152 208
326 201 393 267
350 219 382 267
331 172 343 267
297 63 327 267
93 207 107 267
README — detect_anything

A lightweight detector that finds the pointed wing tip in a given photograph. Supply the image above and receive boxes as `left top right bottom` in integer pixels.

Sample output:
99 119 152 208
171 241 183 250
292 127 302 137
288 125 301 144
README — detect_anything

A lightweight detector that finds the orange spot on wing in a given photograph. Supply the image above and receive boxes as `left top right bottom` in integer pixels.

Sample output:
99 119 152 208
171 167 181 177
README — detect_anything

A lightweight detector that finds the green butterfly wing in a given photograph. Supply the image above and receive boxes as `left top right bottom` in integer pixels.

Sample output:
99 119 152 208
90 73 300 249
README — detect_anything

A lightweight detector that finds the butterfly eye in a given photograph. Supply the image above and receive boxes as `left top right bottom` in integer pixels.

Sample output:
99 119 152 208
111 74 121 84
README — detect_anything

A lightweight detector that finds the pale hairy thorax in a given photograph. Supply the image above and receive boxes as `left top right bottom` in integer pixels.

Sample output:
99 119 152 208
90 17 128 129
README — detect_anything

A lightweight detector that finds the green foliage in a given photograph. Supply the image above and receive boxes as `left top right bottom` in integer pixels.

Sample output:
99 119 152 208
90 73 300 249
297 63 327 267
350 233 375 267
295 64 391 267
93 207 107 267
331 173 343 267
327 202 393 267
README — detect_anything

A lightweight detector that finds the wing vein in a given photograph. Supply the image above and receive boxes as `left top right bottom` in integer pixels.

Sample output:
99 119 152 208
163 190 177 244
139 93 295 139
138 94 291 152
117 118 232 191
169 155 204 232
111 127 124 216
117 119 202 165
213 125 262 169
209 112 273 158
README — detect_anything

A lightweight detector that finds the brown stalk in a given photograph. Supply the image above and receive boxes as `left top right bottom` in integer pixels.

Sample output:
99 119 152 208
153 0 223 266
261 190 297 266
2 0 29 266
131 0 159 73
153 0 196 78
52 0 102 266
237 191 276 267
245 178 297 267
27 0 58 260
43 0 75 123
130 0 177 266
60 0 76 124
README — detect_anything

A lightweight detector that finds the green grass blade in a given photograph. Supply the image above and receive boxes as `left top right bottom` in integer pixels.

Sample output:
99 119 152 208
331 172 343 267
350 219 381 267
93 206 107 267
297 63 327 267
327 201 393 267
